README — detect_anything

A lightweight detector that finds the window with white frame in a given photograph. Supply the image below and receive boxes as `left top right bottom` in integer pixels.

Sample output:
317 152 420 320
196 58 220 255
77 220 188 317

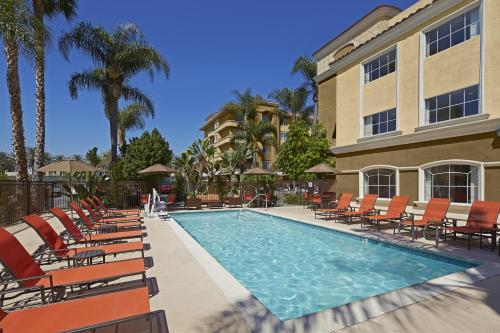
279 131 287 142
425 85 479 124
263 160 271 170
364 49 397 83
423 164 479 203
364 109 397 137
426 7 480 57
363 168 396 199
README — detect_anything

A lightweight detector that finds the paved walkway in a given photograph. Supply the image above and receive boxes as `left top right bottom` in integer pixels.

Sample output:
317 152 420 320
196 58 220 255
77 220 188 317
6 206 500 332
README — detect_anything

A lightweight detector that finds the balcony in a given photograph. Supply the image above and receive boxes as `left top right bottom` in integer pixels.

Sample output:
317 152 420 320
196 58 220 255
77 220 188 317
213 135 232 148
207 120 240 137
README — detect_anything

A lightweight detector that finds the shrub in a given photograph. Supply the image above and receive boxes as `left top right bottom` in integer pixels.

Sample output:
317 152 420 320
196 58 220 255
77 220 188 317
283 193 303 205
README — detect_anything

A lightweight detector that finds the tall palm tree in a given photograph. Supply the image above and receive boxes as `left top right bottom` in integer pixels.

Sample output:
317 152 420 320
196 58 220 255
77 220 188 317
223 89 262 125
291 55 318 125
269 86 314 122
32 0 78 182
232 121 276 168
0 0 39 182
173 151 197 195
118 103 154 148
59 22 169 163
188 139 215 180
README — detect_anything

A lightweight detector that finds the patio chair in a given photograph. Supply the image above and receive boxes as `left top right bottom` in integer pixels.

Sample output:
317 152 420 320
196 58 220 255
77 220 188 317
314 193 353 221
93 195 140 215
50 208 144 244
225 196 243 208
70 202 142 232
310 194 322 210
337 194 378 224
0 227 145 296
0 287 154 333
444 200 500 250
22 214 144 264
80 200 142 224
362 195 410 231
396 198 451 242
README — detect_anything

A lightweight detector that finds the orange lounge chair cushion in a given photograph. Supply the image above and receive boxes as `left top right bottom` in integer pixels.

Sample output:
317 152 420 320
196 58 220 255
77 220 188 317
368 214 402 221
66 241 144 258
95 221 142 230
401 219 428 227
446 226 496 234
97 216 142 224
83 230 143 242
36 258 145 288
0 287 150 333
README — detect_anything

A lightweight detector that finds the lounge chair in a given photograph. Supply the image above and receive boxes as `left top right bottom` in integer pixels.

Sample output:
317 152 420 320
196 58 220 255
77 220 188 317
50 208 144 244
70 202 142 232
87 197 140 218
0 287 154 333
225 196 243 208
22 214 144 264
445 200 500 250
93 195 140 215
315 193 353 221
185 197 202 210
80 200 142 223
337 194 378 224
396 198 451 242
362 195 410 231
0 227 145 296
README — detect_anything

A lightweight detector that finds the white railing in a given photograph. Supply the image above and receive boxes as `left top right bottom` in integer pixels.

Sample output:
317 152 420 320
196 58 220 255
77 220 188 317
245 194 269 209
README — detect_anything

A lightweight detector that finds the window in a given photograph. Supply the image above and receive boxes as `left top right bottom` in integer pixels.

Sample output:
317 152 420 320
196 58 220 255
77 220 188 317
263 160 271 170
364 109 397 137
262 145 271 157
425 85 479 124
279 131 287 142
424 164 479 203
364 49 397 83
261 113 270 123
426 7 480 57
363 168 396 199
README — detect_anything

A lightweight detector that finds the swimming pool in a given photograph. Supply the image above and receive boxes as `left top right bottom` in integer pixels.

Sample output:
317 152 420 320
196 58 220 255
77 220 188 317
172 210 476 321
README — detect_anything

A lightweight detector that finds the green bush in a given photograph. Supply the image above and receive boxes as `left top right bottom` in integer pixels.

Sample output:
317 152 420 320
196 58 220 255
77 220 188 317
283 193 303 205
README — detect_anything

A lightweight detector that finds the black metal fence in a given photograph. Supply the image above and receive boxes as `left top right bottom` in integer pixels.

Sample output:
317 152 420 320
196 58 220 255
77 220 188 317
0 180 153 227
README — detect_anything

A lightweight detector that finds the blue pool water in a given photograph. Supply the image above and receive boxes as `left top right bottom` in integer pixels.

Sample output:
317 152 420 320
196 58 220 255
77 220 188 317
172 210 476 321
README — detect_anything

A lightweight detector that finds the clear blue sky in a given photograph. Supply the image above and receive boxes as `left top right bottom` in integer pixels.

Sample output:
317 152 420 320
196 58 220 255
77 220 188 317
0 0 416 156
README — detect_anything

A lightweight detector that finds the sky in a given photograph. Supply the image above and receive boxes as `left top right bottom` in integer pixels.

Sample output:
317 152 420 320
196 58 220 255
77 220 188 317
0 0 416 157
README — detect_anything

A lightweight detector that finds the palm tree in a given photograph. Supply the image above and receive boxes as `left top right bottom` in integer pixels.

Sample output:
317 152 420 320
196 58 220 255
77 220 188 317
0 0 38 182
232 121 276 168
54 154 65 161
72 154 83 161
59 22 169 163
268 86 314 122
119 103 154 148
32 0 78 182
291 55 318 125
223 89 263 125
221 143 252 192
26 146 36 174
85 147 101 167
188 139 215 181
173 152 197 195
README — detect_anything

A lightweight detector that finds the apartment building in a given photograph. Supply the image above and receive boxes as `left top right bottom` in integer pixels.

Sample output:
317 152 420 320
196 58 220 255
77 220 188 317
200 101 288 170
314 0 500 211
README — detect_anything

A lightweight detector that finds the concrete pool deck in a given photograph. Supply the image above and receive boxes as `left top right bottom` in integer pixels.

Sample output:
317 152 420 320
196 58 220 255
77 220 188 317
5 206 500 332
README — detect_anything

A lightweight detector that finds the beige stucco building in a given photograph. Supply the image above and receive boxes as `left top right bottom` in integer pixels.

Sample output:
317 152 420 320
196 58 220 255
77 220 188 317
314 0 500 211
200 101 288 170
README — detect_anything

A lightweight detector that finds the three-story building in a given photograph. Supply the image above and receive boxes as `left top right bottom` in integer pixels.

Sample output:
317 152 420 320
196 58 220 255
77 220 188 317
314 0 500 211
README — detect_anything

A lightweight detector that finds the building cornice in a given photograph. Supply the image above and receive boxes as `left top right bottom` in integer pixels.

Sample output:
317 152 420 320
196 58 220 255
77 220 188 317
331 117 500 155
314 0 457 84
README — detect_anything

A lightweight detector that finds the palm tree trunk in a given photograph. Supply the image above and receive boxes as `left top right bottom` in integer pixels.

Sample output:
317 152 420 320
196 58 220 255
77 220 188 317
4 39 29 183
107 92 119 164
33 0 45 182
118 127 125 148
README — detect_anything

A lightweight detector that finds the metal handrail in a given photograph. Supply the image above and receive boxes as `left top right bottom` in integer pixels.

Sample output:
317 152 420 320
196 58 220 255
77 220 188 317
246 194 268 208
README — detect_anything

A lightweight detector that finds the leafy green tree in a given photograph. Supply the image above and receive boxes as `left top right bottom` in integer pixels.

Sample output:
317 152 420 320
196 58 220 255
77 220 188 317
276 120 332 180
122 129 172 179
221 143 252 193
59 22 169 163
0 152 15 172
269 86 313 122
85 147 101 167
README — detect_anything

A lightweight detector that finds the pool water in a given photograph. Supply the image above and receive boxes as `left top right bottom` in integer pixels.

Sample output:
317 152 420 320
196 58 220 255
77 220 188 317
172 210 476 321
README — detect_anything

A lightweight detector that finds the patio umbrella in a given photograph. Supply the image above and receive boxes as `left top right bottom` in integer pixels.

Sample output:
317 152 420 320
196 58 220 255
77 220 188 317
138 164 176 175
37 160 97 216
304 163 339 174
242 167 273 175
